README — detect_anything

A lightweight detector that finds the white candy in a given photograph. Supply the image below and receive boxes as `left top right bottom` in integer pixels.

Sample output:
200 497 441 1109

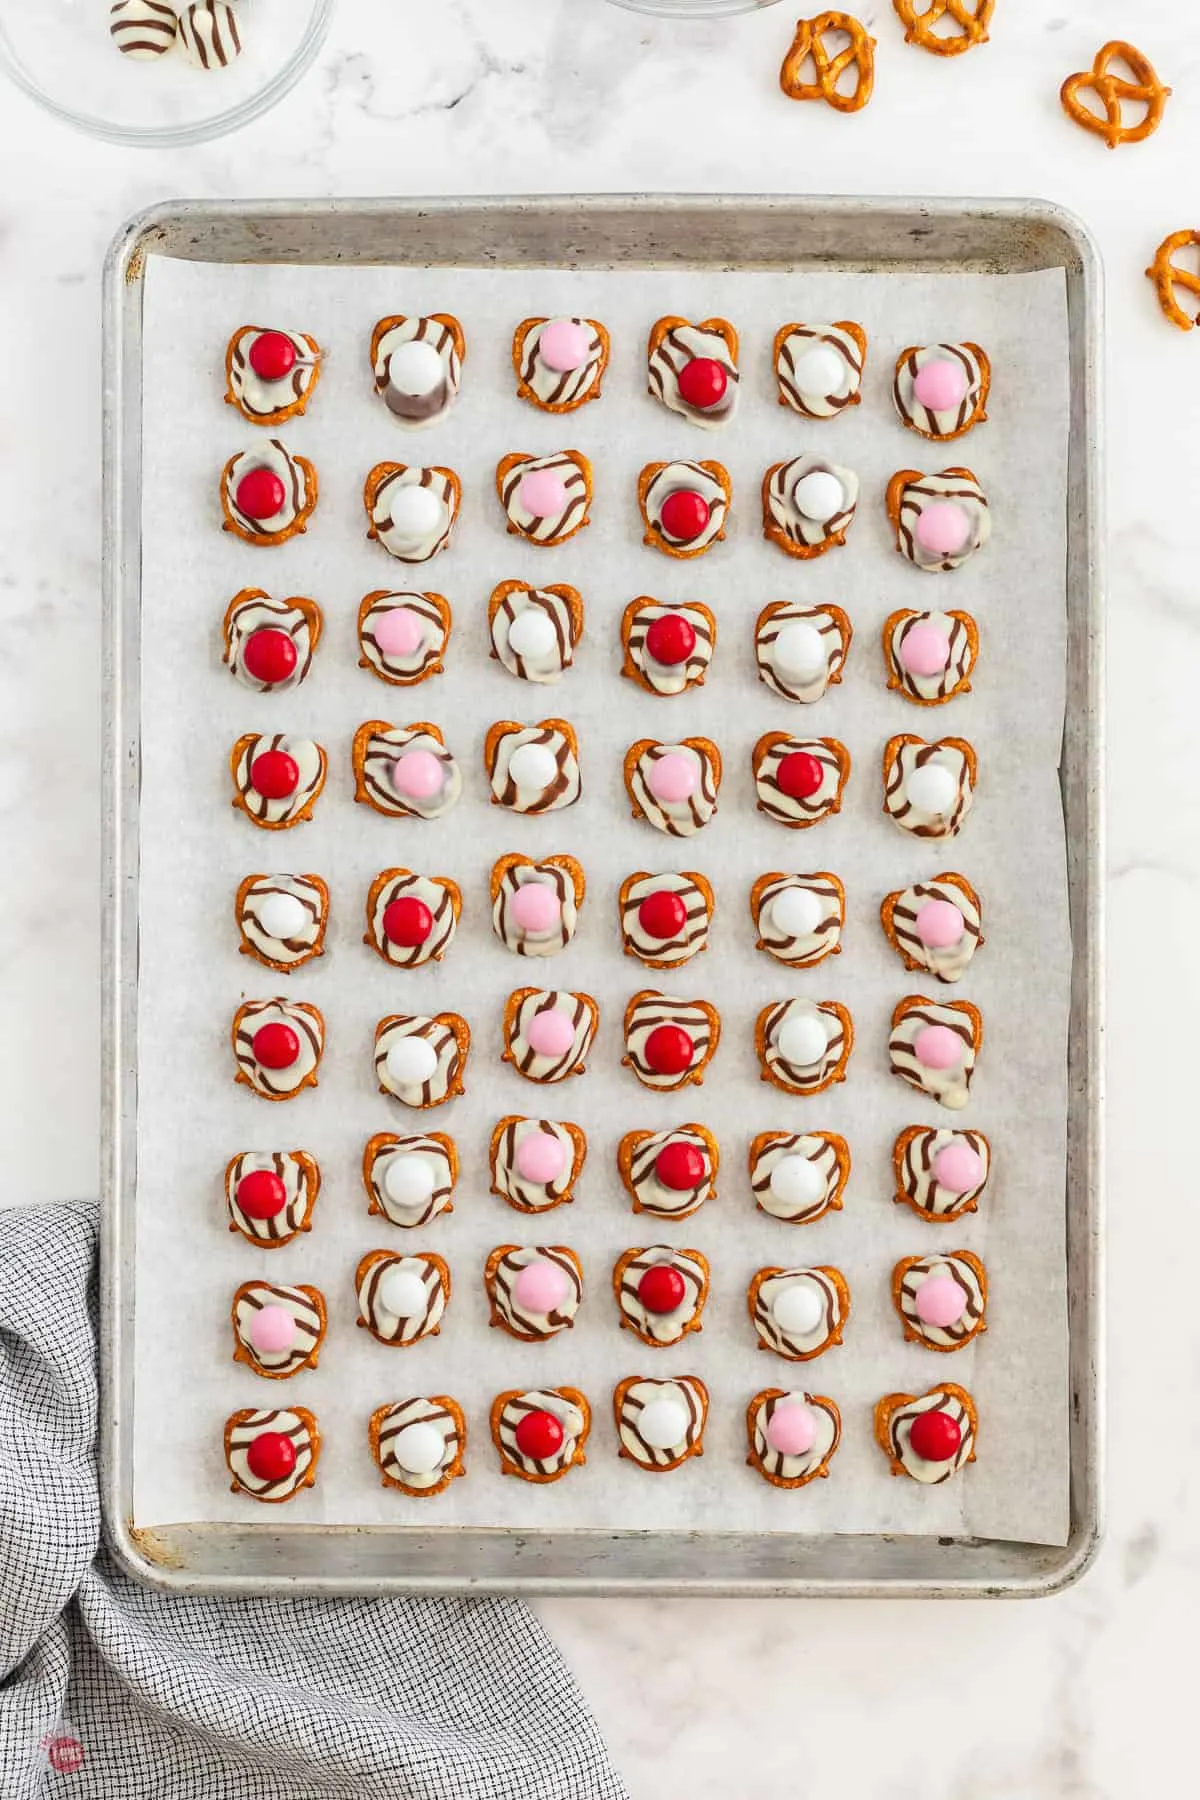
772 621 825 680
506 610 558 660
392 1420 446 1475
386 484 446 548
638 1398 688 1451
792 469 844 522
384 1154 437 1207
791 345 847 399
905 762 958 817
776 1011 829 1069
387 340 445 398
177 0 243 70
377 1268 427 1320
769 1154 825 1210
256 892 309 942
772 1280 824 1336
110 0 178 58
385 1037 439 1087
507 742 558 792
768 885 821 940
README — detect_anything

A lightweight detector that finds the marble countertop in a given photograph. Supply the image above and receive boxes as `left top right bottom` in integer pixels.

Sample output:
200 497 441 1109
0 0 1185 1791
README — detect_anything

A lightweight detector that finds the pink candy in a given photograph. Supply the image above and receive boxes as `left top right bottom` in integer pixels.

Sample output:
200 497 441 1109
526 1008 575 1058
538 319 589 373
765 1401 817 1457
912 357 969 413
932 1142 984 1193
510 883 562 935
373 607 424 657
391 749 443 799
913 1025 963 1071
914 899 965 949
914 1272 968 1328
899 622 951 677
647 752 698 804
513 1258 569 1314
515 1130 567 1184
248 1304 296 1355
914 500 970 558
518 469 568 518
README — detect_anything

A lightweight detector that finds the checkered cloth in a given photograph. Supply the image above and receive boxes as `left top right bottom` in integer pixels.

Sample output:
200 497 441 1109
0 1205 627 1799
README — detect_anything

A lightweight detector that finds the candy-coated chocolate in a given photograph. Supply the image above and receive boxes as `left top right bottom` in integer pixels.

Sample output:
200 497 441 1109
638 1398 688 1450
385 1037 439 1086
765 1400 817 1456
773 621 825 679
236 1169 287 1219
644 1024 695 1075
383 895 434 946
908 1408 962 1463
249 1304 297 1355
914 1273 968 1328
257 892 309 941
373 607 424 657
384 1154 436 1206
776 751 824 801
655 1140 706 1191
252 1022 301 1070
914 500 970 557
515 1130 566 1183
905 763 958 816
913 1025 964 1070
248 331 297 383
235 467 286 521
677 357 728 410
507 742 559 791
506 610 558 660
769 1154 823 1209
912 359 968 413
776 1012 828 1068
768 886 822 938
510 884 562 934
388 484 446 540
898 622 951 677
391 749 444 799
515 1407 564 1460
638 889 688 940
932 1142 983 1192
526 1008 577 1058
243 628 298 685
378 1267 428 1318
645 613 697 667
638 1263 687 1314
513 1259 569 1313
647 751 698 804
392 1420 446 1474
791 345 846 398
387 339 444 397
538 319 590 372
914 899 965 948
792 469 844 521
772 1282 824 1336
245 1430 296 1482
519 468 569 517
250 750 300 800
659 489 710 543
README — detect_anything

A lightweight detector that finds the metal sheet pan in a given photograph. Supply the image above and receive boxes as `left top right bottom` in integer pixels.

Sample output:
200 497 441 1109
101 196 1103 1597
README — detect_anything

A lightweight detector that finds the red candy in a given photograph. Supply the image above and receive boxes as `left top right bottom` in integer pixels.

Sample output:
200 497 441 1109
252 1022 300 1070
235 467 286 522
644 1024 694 1075
235 1170 287 1220
250 750 299 800
242 628 298 685
514 1408 564 1462
654 1140 706 1191
383 896 433 947
248 331 297 382
637 888 688 941
245 1430 297 1482
909 1409 962 1464
644 613 697 667
677 357 728 410
638 1264 687 1314
776 751 823 800
660 489 711 543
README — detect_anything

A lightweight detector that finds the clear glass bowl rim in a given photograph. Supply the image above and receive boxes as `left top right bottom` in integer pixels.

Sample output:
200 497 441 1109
604 0 783 14
0 0 336 148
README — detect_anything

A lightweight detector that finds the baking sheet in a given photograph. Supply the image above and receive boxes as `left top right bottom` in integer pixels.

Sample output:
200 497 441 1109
133 256 1071 1545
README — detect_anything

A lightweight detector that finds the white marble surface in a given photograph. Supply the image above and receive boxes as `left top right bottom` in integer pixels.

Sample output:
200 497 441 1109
0 0 1189 1791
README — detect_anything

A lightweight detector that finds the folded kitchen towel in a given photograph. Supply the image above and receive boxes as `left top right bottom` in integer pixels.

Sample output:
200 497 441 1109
0 1203 628 1799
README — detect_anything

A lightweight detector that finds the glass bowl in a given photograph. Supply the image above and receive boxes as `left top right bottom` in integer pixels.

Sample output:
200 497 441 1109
0 0 335 147
605 0 782 14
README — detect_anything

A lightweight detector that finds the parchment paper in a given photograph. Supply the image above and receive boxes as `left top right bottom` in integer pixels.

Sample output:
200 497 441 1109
133 254 1071 1545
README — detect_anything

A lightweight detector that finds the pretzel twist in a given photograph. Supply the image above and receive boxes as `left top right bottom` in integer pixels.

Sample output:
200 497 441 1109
780 13 875 113
892 0 993 55
1146 230 1200 332
1060 41 1171 150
